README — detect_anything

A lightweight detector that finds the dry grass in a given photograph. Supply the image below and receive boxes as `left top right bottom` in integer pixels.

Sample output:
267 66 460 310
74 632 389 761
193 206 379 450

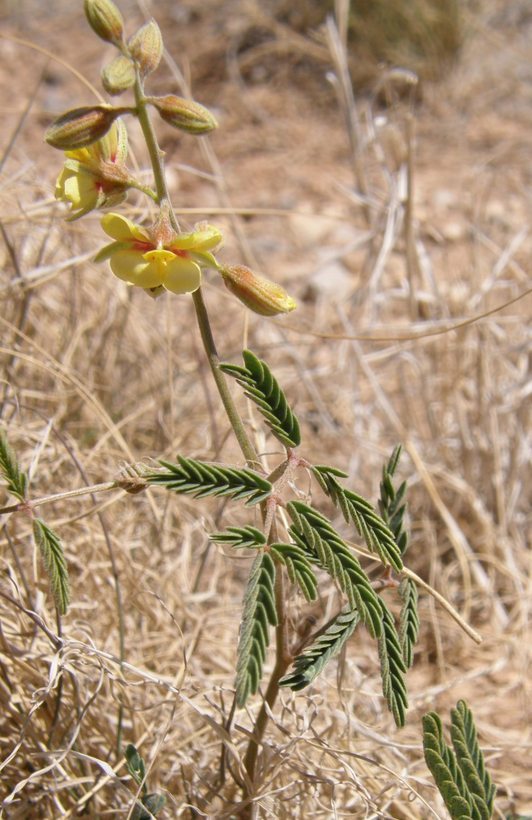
1 1 531 817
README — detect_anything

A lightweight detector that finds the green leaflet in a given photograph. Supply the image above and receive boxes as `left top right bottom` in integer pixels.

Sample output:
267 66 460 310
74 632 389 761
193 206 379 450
221 350 301 449
0 428 27 502
287 500 383 639
125 744 166 819
125 744 146 790
377 599 408 728
311 465 403 571
235 552 278 706
279 607 360 690
146 455 272 505
423 702 495 820
32 518 70 615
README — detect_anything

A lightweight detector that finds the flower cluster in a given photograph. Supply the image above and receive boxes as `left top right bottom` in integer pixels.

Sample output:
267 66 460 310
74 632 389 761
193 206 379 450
46 0 296 315
55 119 130 220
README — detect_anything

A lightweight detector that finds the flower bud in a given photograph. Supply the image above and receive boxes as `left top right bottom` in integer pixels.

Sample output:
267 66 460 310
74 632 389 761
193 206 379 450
220 265 296 316
102 55 136 95
128 19 163 76
147 95 217 135
45 105 123 150
84 0 124 45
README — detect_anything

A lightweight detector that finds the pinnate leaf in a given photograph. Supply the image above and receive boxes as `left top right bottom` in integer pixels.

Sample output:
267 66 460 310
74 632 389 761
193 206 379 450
221 350 301 449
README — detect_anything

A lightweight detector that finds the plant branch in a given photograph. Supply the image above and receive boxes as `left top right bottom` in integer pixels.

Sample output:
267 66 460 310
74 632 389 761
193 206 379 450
0 481 119 516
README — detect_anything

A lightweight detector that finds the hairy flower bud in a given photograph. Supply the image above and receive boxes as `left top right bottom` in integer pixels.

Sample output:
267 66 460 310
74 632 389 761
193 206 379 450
45 105 124 150
84 0 124 45
128 19 163 76
220 265 296 316
147 95 217 135
102 55 136 95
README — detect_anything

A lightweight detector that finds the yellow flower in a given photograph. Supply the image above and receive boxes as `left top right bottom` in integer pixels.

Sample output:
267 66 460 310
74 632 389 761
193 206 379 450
55 119 130 221
94 213 223 295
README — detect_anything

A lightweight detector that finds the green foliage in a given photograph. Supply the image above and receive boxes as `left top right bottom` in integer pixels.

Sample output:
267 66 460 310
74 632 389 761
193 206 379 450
378 445 409 556
146 455 272 505
423 701 495 820
236 552 278 706
312 465 403 571
280 607 360 691
132 795 166 820
287 500 383 638
451 700 496 818
221 349 301 449
0 428 27 502
210 525 266 549
378 599 408 728
398 576 419 668
125 743 146 789
270 542 318 602
32 518 70 615
125 744 166 819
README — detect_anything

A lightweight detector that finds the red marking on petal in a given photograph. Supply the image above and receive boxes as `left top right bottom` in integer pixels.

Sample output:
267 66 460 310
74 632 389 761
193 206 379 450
132 240 155 252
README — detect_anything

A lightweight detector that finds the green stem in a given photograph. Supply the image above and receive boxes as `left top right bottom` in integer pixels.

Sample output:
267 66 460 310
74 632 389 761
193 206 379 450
133 74 171 209
192 288 259 468
127 179 158 201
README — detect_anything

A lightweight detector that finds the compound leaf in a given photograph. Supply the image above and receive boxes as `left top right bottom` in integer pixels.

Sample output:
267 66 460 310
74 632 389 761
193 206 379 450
287 500 383 638
311 465 403 571
280 607 360 690
221 350 301 449
398 576 420 669
0 428 27 502
146 456 272 506
378 599 408 727
236 551 278 706
32 518 70 615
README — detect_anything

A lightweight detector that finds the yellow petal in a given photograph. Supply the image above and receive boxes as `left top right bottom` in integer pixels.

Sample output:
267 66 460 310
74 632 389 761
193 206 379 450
100 212 150 243
63 170 97 209
170 225 222 252
163 257 202 293
109 249 164 288
64 147 94 165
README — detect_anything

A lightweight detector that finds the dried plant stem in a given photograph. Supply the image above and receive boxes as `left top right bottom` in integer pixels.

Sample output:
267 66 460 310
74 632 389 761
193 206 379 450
404 113 421 318
0 481 118 515
401 566 482 645
133 70 289 798
348 540 482 645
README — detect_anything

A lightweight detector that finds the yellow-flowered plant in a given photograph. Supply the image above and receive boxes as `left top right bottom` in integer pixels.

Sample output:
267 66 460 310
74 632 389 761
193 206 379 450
94 212 222 294
55 119 130 220
30 3 446 818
